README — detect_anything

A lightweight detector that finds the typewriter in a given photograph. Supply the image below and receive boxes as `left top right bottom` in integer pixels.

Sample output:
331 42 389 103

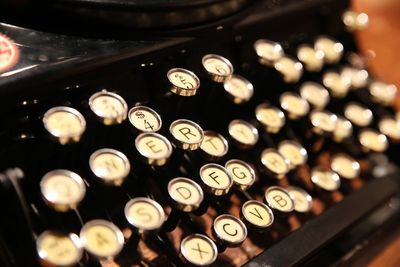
1 0 400 266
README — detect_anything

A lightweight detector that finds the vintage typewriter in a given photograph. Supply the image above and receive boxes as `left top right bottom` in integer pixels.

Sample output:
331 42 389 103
1 0 400 266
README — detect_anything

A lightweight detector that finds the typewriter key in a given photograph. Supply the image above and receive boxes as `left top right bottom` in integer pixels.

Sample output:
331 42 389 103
260 148 290 179
314 36 344 64
333 115 353 142
223 74 254 104
344 102 373 127
278 140 308 169
200 130 229 160
274 56 303 83
79 220 124 259
254 39 284 66
310 110 337 136
331 153 360 180
128 105 162 133
212 214 247 247
43 106 86 145
180 234 218 266
40 170 86 212
88 90 128 125
299 82 330 110
341 67 369 89
322 71 351 98
168 177 204 212
378 117 400 142
135 132 173 166
342 10 369 31
311 166 341 192
255 103 286 134
124 197 166 234
167 68 200 96
296 45 325 72
169 119 204 150
228 119 259 148
202 54 234 82
36 231 83 267
369 81 398 106
225 159 256 190
264 186 295 216
199 163 233 196
241 200 274 230
89 148 130 186
279 92 310 120
358 129 388 153
286 186 313 213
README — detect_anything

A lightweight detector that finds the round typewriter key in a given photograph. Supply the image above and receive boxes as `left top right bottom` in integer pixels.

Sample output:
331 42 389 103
228 120 259 148
331 153 360 180
241 200 274 230
342 10 369 31
125 197 166 234
322 71 351 98
37 231 83 267
369 81 398 106
296 44 325 72
358 129 388 153
225 159 256 190
278 140 308 169
223 74 254 104
279 92 310 120
344 102 373 127
167 68 200 96
254 39 284 66
212 214 247 247
255 103 286 134
333 115 353 142
80 220 124 259
128 106 162 133
310 110 337 136
341 67 369 89
200 130 229 160
286 186 313 213
260 148 290 179
88 90 128 125
43 106 86 145
379 117 400 141
314 36 344 64
169 119 204 150
299 82 330 110
135 132 173 166
199 163 233 196
168 177 204 212
40 170 86 212
89 148 130 186
274 56 303 83
264 186 295 215
311 166 341 192
202 54 234 82
180 234 218 266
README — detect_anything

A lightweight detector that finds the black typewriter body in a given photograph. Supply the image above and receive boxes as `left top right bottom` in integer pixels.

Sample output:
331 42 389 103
1 0 400 266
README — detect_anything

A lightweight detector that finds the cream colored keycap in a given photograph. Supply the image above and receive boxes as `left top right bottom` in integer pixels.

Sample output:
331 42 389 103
279 92 310 120
379 117 400 141
135 132 173 166
40 170 86 212
310 110 337 136
168 177 204 212
200 130 229 160
311 167 341 191
223 75 254 104
264 186 294 213
80 220 124 259
254 39 284 66
43 106 86 145
314 36 344 64
261 148 289 179
331 154 360 180
358 129 388 153
287 186 313 213
297 45 325 72
333 115 353 142
299 82 330 110
322 71 351 98
255 103 286 133
342 10 369 31
344 102 373 127
202 54 234 82
89 90 128 125
341 67 369 89
180 234 218 266
212 214 247 247
225 159 256 190
124 197 166 234
274 56 303 83
170 119 204 150
369 81 398 106
37 231 83 267
128 106 162 133
241 200 274 229
278 140 308 169
167 68 200 96
228 120 259 148
199 163 233 195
